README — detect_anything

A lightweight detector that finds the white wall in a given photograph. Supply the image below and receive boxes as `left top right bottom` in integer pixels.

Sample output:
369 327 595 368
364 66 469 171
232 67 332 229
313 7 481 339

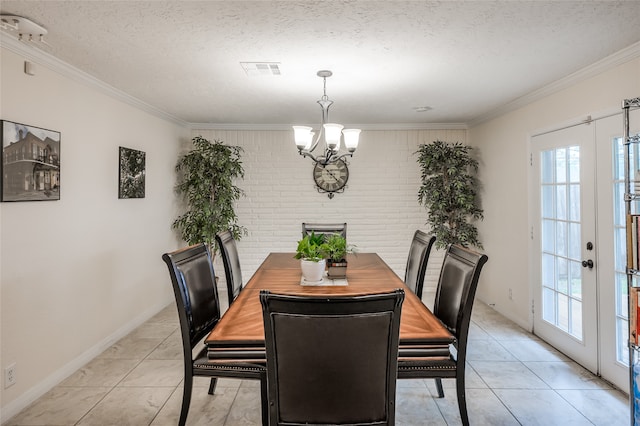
469 57 640 329
193 128 468 288
0 47 188 420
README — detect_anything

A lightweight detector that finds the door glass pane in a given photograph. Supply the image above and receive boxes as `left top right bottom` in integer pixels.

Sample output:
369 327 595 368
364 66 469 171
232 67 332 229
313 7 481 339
557 185 567 220
571 298 583 338
542 219 555 253
542 150 554 183
569 146 580 182
556 149 567 183
618 273 629 315
557 257 568 294
543 287 556 323
558 293 569 331
568 223 581 260
569 184 581 221
541 146 583 341
542 253 555 288
615 227 627 271
570 260 583 300
542 186 554 218
556 221 567 257
614 184 625 225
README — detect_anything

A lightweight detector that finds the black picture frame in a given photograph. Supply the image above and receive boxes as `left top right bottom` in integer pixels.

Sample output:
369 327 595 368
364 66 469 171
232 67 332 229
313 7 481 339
118 146 145 199
1 120 61 202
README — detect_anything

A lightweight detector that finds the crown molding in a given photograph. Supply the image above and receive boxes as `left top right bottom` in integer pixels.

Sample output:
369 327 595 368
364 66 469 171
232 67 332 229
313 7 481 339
189 122 468 131
0 35 189 127
0 35 466 132
469 40 640 127
6 29 635 132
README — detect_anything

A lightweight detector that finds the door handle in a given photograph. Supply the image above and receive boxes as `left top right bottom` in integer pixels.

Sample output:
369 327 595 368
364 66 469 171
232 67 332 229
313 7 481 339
582 259 594 269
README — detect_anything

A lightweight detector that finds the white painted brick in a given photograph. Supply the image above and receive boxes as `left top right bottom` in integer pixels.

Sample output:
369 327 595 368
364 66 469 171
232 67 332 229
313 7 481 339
193 128 466 292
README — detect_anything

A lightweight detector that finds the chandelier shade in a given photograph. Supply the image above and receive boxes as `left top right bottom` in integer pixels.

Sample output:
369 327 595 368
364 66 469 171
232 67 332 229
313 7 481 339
342 129 361 152
293 70 360 165
293 126 314 150
323 123 343 151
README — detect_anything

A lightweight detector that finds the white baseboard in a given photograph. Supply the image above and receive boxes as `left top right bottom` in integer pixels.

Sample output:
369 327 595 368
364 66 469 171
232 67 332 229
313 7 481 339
0 300 172 424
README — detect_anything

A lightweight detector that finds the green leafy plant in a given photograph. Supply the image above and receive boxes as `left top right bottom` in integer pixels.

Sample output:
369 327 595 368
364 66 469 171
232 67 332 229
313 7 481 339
294 232 328 262
324 233 355 262
415 140 483 249
172 136 246 256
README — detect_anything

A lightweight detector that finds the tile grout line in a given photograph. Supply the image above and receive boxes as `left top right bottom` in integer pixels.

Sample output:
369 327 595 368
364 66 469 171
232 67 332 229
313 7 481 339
74 321 177 425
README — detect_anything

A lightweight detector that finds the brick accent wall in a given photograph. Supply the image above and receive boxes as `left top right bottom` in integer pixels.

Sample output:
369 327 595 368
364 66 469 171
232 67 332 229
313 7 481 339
191 128 466 294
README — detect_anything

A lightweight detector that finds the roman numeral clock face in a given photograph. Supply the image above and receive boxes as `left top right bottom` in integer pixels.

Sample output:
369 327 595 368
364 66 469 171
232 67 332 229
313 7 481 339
313 159 349 198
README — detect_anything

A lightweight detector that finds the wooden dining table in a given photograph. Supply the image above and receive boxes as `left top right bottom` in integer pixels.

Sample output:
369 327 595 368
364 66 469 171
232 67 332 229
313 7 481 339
205 252 455 363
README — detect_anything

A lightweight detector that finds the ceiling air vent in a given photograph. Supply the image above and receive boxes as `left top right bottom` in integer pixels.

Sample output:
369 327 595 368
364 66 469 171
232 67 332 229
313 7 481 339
240 62 281 77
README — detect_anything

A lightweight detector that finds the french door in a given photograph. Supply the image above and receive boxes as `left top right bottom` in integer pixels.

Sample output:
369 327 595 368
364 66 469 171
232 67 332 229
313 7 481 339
532 123 599 373
595 114 628 391
531 111 640 392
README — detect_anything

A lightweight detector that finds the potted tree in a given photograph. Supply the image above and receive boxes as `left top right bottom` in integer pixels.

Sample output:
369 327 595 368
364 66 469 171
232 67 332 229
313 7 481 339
294 232 328 283
415 140 483 249
324 233 355 278
172 136 246 257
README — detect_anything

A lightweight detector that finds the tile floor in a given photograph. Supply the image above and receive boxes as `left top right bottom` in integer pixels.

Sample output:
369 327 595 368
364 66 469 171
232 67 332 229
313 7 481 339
6 291 630 425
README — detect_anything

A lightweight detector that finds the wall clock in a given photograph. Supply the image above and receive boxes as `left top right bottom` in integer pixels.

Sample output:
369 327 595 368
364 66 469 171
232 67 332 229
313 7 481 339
313 159 349 199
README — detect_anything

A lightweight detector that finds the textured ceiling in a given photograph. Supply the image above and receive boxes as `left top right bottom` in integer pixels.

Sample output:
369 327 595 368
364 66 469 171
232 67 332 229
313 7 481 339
1 1 640 126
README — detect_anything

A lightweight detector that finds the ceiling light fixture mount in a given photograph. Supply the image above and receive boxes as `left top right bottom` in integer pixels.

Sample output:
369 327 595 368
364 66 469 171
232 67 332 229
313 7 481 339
293 70 360 167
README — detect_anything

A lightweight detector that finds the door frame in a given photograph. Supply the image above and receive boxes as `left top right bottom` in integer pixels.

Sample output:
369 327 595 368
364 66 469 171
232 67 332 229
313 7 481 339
529 121 599 374
528 109 636 392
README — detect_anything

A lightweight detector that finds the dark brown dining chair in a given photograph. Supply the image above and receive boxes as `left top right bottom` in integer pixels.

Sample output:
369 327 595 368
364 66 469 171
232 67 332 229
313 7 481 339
398 244 488 426
404 230 436 300
260 289 405 426
215 230 243 305
162 244 267 426
302 222 347 239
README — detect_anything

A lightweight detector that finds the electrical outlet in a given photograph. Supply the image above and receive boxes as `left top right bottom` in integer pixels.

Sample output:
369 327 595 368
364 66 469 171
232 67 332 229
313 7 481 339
5 363 16 388
508 288 513 300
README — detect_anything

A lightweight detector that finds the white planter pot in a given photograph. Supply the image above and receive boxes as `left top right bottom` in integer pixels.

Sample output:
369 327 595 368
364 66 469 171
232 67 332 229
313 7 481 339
300 259 326 283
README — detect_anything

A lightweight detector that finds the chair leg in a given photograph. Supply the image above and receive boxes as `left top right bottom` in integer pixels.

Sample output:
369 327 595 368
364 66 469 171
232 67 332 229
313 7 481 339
455 370 469 426
208 377 217 395
259 374 268 426
435 378 444 398
180 375 194 426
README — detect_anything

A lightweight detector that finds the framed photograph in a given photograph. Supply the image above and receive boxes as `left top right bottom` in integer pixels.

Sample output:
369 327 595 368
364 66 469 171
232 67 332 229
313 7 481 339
1 120 61 202
118 146 145 199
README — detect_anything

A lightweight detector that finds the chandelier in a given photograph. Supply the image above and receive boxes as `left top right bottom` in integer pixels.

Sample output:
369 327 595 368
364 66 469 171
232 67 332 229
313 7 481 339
293 70 360 165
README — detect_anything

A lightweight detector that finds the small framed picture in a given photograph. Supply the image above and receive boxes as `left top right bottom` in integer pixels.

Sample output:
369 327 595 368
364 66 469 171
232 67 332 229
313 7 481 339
118 146 145 199
1 120 61 202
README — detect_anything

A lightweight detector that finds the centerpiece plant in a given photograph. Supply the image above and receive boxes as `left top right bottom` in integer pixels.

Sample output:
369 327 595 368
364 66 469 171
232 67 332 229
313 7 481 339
172 135 246 258
324 233 349 263
294 232 328 262
324 233 356 278
295 232 328 283
415 140 483 249
295 232 354 281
